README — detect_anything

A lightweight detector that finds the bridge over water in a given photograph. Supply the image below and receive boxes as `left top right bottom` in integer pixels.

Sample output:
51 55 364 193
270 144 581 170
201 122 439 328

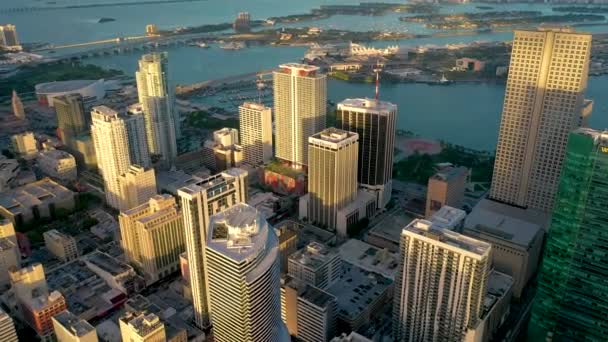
0 0 206 14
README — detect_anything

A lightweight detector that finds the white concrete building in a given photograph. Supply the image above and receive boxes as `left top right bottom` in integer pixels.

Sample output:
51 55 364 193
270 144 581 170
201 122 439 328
52 310 98 342
125 104 152 168
288 242 342 290
37 149 77 182
117 165 157 211
43 229 78 262
239 102 273 165
11 131 37 158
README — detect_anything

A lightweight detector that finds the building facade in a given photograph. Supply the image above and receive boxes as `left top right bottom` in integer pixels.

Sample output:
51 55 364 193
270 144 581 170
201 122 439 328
177 168 248 329
393 219 491 342
288 242 342 290
337 98 397 209
12 131 37 158
91 106 132 209
490 28 591 212
0 24 20 49
425 166 468 218
125 104 152 168
37 150 78 182
52 310 98 342
119 195 185 284
117 165 157 211
43 229 78 262
307 128 358 230
205 203 288 342
136 53 178 166
239 102 273 165
54 94 88 145
119 311 166 342
274 63 327 167
0 308 18 342
530 128 608 341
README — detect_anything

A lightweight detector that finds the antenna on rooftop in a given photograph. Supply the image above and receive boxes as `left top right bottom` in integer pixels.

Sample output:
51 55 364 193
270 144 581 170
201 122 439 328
256 76 265 104
373 60 382 100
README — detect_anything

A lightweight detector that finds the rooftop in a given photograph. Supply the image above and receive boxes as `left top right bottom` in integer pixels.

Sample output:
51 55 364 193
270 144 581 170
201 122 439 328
326 264 392 321
127 103 144 115
240 102 270 111
91 105 120 119
429 205 467 230
84 251 133 276
300 283 336 308
53 310 96 337
0 178 74 216
121 311 164 337
339 239 399 280
310 127 358 148
337 98 397 114
43 229 74 243
573 127 608 146
178 168 246 197
35 79 102 94
404 219 491 256
289 241 339 270
275 220 336 248
278 63 320 71
482 270 514 318
157 170 203 196
430 166 468 182
38 149 74 161
0 237 15 251
207 203 271 262
464 198 545 247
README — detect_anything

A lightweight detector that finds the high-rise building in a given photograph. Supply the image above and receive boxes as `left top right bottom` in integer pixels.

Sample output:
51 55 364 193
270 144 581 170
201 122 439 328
337 98 397 209
288 242 342 290
205 203 288 342
213 128 239 146
54 94 88 145
307 128 358 230
529 128 608 341
119 311 166 342
12 90 25 120
274 63 327 167
136 53 178 165
12 131 38 158
43 229 78 262
91 106 132 209
73 134 97 170
275 224 298 274
10 264 68 340
52 310 98 342
0 24 20 49
177 168 248 329
117 165 157 211
425 166 468 218
0 308 18 342
490 28 592 213
393 219 491 342
239 102 273 165
118 194 185 284
126 104 152 168
0 238 19 290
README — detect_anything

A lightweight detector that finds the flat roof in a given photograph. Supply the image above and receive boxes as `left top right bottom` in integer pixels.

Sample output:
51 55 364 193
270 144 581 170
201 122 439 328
240 102 270 111
405 219 491 256
326 264 392 321
36 80 101 94
85 251 132 276
300 284 335 309
430 206 466 230
431 166 468 182
464 198 544 247
278 63 319 71
339 239 399 280
337 98 397 113
368 210 417 245
289 241 338 271
53 310 95 337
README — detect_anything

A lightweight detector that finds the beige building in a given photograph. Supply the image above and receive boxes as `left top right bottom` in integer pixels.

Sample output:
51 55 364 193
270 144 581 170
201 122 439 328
177 168 248 329
425 165 468 218
464 198 545 298
305 128 358 230
0 308 18 342
0 24 20 50
119 311 166 342
490 28 592 213
239 102 273 166
118 165 157 211
0 238 20 290
73 134 97 170
52 310 98 342
288 242 342 290
37 149 78 182
275 224 298 274
274 63 327 167
118 194 185 284
12 131 37 158
393 219 492 342
91 106 132 210
213 127 239 146
43 229 78 262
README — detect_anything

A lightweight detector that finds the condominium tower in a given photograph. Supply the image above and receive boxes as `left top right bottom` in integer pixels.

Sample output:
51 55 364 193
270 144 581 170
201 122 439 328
0 308 18 342
393 219 491 342
490 28 591 212
0 25 20 49
530 128 608 341
136 52 178 165
337 98 397 209
54 94 88 145
119 194 185 284
125 104 151 168
307 128 358 230
117 165 157 211
205 203 288 342
274 63 327 167
239 102 273 165
177 168 248 329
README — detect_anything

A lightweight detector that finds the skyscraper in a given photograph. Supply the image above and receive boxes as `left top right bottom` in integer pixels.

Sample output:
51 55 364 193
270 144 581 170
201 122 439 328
118 194 185 284
307 128 358 230
205 203 288 342
11 90 25 120
54 94 88 145
239 102 273 165
0 308 18 342
125 104 151 168
177 168 248 329
0 25 20 49
91 106 131 209
117 165 157 211
274 63 326 167
530 128 608 341
490 28 591 212
393 219 491 342
337 98 397 209
136 53 178 165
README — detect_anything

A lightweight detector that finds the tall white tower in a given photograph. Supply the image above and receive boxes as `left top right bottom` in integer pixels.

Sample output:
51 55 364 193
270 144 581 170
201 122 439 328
205 203 289 342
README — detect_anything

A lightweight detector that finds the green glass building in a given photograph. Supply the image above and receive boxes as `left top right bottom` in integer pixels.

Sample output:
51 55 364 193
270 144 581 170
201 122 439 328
530 128 608 341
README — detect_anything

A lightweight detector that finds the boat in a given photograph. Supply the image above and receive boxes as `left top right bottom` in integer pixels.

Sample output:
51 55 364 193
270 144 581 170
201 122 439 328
220 42 246 50
194 42 209 48
428 74 453 86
